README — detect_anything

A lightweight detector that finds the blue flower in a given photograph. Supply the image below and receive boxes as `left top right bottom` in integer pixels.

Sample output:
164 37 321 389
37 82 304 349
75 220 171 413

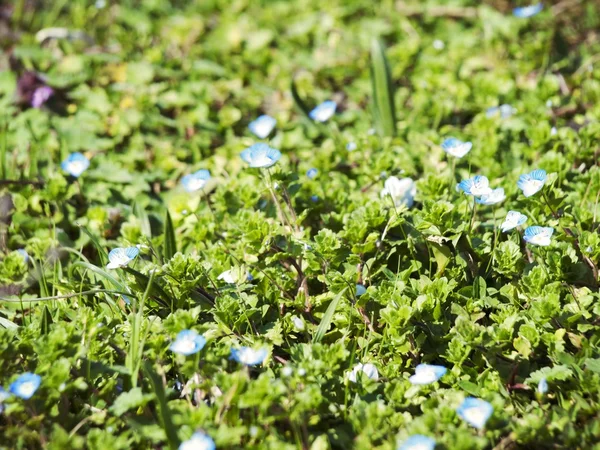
230 346 268 366
310 195 319 202
248 115 276 139
456 397 493 429
457 175 493 197
476 188 506 205
537 378 548 394
409 363 447 385
9 372 41 400
240 143 281 168
306 168 318 179
518 169 546 197
61 152 90 178
441 137 472 158
106 246 139 269
398 435 436 450
486 104 516 119
523 226 554 246
501 211 527 232
346 142 357 151
309 100 337 122
356 284 366 296
513 3 543 18
179 431 216 450
169 330 207 356
181 169 211 193
16 249 29 262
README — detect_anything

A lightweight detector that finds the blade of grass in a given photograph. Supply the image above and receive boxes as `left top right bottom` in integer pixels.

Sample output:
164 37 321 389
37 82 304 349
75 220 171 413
370 38 396 137
163 209 176 261
313 287 348 344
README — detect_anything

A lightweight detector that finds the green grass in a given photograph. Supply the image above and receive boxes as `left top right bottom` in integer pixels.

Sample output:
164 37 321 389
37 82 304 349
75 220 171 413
1 0 600 449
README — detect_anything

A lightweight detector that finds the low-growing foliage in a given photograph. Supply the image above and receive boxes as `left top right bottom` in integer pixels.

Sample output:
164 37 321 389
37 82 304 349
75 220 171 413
1 0 600 449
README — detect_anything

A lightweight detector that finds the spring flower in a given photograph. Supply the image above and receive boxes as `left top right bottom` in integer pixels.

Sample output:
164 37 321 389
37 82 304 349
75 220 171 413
240 143 281 168
486 104 516 119
501 211 527 232
291 316 305 331
31 86 54 108
306 168 318 179
518 169 547 197
409 363 447 385
181 169 211 193
169 330 206 356
551 127 557 136
537 378 548 394
310 195 319 202
9 373 41 400
347 363 379 383
217 269 252 284
476 188 506 205
230 346 268 366
380 177 416 207
106 246 139 269
356 284 367 296
441 138 472 158
398 435 436 450
309 100 336 122
179 432 216 450
432 39 445 50
457 175 493 197
248 115 276 139
61 152 90 178
523 226 554 246
16 249 29 262
513 3 543 18
456 397 493 429
346 142 357 151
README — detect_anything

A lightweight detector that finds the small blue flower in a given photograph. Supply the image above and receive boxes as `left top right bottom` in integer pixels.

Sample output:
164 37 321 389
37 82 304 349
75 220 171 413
181 169 211 193
476 188 506 205
537 378 548 394
441 137 472 158
501 211 527 232
518 169 546 197
456 397 493 429
356 284 366 296
486 104 516 119
310 195 319 202
346 141 357 151
309 100 337 122
9 372 41 400
306 168 318 179
398 435 436 450
240 143 281 168
248 115 277 139
347 363 379 383
409 363 447 385
513 3 543 18
230 346 268 366
524 226 554 246
16 249 29 262
106 246 139 269
457 175 493 197
179 431 216 450
61 152 90 178
169 330 207 356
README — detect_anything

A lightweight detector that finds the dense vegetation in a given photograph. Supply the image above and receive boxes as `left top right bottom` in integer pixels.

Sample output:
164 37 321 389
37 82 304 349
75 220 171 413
1 0 600 448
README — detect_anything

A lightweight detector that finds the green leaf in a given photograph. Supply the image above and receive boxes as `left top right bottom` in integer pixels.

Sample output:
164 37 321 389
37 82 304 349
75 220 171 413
109 387 154 416
134 202 152 239
429 242 452 276
143 361 180 450
290 79 312 121
163 209 176 262
40 305 53 335
77 224 108 267
313 287 347 344
370 38 396 137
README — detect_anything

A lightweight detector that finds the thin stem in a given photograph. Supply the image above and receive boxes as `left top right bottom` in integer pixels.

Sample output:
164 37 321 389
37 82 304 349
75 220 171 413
264 169 292 230
469 197 478 234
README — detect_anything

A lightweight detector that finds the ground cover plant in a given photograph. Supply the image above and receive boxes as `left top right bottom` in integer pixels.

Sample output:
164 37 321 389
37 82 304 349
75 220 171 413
1 0 600 448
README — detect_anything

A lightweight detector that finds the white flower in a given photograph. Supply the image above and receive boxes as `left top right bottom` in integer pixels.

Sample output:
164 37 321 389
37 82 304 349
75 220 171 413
380 176 416 207
347 363 379 383
456 397 493 429
309 100 336 122
432 40 445 50
291 316 305 331
408 364 447 385
217 269 236 284
179 432 215 450
441 138 472 158
248 115 277 139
